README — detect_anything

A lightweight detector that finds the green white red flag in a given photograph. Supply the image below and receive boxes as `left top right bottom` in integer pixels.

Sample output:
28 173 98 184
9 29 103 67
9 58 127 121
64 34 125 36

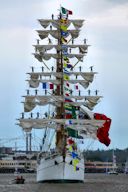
61 7 73 15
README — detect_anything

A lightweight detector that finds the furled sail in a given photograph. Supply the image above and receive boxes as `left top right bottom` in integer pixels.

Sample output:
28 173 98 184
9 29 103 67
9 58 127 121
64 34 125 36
33 44 88 53
36 30 80 40
38 19 84 30
33 53 84 61
28 72 63 78
18 118 105 129
28 79 93 88
28 72 96 80
29 79 60 88
24 97 36 112
23 95 101 112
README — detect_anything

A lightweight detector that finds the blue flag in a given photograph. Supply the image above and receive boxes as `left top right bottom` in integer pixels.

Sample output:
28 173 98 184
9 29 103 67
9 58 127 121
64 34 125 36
42 82 47 89
62 50 68 55
67 64 73 68
61 31 69 37
62 44 68 50
69 120 72 124
64 69 71 75
72 152 78 159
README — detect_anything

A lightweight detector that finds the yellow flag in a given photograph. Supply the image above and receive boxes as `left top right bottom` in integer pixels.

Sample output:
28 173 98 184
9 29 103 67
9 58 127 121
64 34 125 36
61 25 68 32
69 146 73 152
73 158 79 171
61 37 67 44
61 19 68 25
73 158 79 166
64 74 70 80
63 63 67 68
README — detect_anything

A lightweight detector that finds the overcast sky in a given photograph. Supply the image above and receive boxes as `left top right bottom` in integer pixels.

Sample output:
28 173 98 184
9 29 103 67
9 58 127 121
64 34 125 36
0 0 128 150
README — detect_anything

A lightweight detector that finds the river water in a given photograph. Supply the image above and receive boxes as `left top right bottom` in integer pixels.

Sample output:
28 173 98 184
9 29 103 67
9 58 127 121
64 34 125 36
0 173 128 192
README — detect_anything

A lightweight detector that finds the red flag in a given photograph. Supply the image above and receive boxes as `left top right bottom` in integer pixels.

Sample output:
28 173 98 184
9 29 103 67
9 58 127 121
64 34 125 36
65 114 72 119
65 93 70 96
65 98 72 102
68 10 73 15
97 127 111 146
74 84 79 90
49 83 54 89
94 113 111 146
65 82 69 87
67 138 74 145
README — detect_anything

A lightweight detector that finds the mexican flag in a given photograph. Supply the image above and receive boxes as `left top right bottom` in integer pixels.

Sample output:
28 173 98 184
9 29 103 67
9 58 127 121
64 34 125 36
61 7 73 15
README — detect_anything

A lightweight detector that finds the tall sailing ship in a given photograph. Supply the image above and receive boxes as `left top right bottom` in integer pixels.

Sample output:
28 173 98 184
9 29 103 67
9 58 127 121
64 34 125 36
18 7 111 182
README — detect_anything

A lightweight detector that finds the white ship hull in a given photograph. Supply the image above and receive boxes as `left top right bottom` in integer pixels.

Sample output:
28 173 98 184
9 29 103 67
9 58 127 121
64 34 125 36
37 153 85 182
